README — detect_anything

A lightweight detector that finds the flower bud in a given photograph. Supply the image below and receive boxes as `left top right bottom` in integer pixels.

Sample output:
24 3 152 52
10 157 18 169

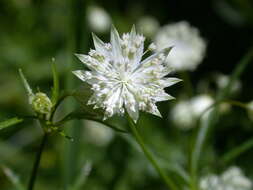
31 92 52 115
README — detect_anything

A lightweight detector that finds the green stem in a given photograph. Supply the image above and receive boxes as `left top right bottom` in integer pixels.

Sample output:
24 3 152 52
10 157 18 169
127 116 178 190
28 133 48 190
221 137 253 164
190 47 253 190
224 100 248 109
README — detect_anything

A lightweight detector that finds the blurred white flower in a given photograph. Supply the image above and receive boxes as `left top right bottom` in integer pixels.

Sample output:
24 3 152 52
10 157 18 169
171 100 195 130
87 6 111 33
154 21 206 71
221 167 252 189
216 73 241 94
137 16 159 38
73 26 181 122
84 120 114 146
200 166 252 190
191 94 214 118
200 175 221 190
171 94 214 130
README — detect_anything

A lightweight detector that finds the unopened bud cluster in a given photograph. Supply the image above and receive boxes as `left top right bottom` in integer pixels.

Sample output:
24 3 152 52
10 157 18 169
31 92 52 116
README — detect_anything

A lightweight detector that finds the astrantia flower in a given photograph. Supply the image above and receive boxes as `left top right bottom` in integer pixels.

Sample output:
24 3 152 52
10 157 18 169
73 26 181 122
171 100 195 130
154 21 206 71
170 94 214 130
87 6 111 33
199 166 252 190
137 16 159 38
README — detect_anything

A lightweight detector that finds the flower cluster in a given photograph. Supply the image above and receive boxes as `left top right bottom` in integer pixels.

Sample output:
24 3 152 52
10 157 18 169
154 21 206 71
73 26 181 122
200 167 252 190
171 94 214 130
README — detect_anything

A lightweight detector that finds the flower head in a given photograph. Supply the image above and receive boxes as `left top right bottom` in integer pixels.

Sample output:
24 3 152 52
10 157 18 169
87 6 111 33
73 26 181 122
137 16 159 38
31 92 52 115
170 94 214 130
200 166 252 190
154 21 206 71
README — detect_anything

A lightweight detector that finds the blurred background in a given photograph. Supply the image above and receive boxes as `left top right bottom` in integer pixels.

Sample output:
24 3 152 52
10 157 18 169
0 0 253 189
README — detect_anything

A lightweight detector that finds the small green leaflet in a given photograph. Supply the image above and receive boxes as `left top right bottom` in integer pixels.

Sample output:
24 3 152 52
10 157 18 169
0 117 24 130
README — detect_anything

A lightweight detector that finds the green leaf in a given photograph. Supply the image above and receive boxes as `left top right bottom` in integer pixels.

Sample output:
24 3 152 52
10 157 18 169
51 60 59 105
2 166 26 190
0 117 24 130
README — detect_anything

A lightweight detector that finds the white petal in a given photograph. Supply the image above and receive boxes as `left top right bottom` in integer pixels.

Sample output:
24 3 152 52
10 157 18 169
153 91 175 102
159 77 182 87
140 46 173 66
124 87 139 122
72 70 89 81
110 26 123 60
92 33 109 56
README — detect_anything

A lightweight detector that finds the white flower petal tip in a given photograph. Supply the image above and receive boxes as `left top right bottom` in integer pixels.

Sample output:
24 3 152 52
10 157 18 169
73 26 181 122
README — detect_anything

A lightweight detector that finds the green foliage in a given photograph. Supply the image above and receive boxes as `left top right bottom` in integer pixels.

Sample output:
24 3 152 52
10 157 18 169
0 117 23 131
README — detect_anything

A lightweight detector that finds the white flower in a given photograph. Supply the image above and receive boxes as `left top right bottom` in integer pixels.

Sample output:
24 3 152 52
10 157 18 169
154 21 206 71
216 73 241 94
171 100 195 130
200 166 252 190
191 94 214 118
137 16 159 38
73 26 181 122
87 6 111 33
171 95 213 130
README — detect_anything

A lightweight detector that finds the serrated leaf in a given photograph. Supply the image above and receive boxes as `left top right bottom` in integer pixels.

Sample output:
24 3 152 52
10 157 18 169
51 61 59 105
0 117 24 130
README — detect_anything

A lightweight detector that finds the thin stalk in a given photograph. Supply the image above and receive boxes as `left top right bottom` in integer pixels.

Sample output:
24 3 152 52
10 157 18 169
221 137 253 164
190 47 253 190
28 133 48 190
127 116 178 190
224 100 248 110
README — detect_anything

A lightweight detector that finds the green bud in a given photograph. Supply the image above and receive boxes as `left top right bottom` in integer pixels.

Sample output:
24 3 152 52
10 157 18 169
32 92 52 115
